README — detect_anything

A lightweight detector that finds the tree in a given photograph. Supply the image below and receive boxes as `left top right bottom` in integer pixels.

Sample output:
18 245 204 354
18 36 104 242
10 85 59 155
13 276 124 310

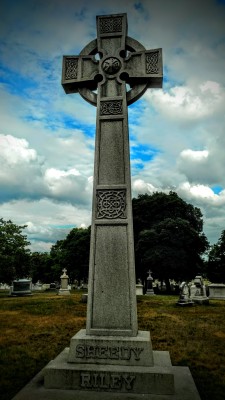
30 252 53 283
132 192 209 290
0 218 31 284
50 227 91 284
207 230 225 283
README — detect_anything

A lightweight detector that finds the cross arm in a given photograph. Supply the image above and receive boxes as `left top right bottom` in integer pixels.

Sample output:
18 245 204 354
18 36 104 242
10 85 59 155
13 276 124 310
123 48 163 88
62 55 100 94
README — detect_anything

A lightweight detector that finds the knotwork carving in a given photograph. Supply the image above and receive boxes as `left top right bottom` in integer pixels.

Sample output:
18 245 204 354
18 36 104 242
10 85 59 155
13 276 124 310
65 58 78 80
102 57 121 75
100 100 123 115
99 16 123 33
96 190 126 219
146 52 159 74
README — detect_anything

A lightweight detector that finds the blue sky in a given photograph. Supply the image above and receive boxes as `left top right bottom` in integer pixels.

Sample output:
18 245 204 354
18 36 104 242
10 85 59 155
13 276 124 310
0 0 225 251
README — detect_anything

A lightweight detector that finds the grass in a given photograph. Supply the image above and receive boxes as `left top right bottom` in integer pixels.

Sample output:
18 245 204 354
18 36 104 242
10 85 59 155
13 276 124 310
0 291 225 400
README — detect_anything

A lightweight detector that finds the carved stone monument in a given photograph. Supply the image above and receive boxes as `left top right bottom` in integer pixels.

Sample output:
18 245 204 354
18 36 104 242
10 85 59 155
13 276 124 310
190 275 209 304
58 268 71 295
10 279 32 296
146 270 155 295
176 281 194 306
11 13 201 400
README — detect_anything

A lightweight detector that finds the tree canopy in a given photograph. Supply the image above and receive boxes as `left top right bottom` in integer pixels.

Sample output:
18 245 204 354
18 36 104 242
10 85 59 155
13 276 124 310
0 218 30 284
207 230 225 283
132 192 209 288
50 226 91 284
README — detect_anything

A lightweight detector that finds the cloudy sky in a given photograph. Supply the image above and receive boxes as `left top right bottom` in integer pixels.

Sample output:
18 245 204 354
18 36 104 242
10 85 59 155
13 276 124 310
0 0 225 252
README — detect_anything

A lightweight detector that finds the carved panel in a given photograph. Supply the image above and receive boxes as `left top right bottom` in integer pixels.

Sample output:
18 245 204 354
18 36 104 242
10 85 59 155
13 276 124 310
99 16 123 33
146 52 159 74
96 190 126 219
100 100 123 115
102 57 121 75
64 58 78 80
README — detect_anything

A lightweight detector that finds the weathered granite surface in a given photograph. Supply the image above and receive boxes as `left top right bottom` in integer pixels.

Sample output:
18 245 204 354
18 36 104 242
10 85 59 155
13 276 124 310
11 351 201 400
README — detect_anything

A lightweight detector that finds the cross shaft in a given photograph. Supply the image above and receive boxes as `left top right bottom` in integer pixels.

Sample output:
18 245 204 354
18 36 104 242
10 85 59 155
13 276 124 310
62 13 163 337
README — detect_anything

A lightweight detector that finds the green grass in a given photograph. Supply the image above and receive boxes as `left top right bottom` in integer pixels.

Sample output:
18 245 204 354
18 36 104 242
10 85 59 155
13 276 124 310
0 291 225 400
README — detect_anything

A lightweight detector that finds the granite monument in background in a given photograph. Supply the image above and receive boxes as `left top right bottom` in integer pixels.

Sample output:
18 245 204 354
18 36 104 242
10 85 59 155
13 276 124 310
12 13 201 400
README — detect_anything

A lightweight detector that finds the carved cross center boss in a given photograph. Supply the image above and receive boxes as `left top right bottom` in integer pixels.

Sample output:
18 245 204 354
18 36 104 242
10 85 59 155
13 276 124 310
62 14 163 337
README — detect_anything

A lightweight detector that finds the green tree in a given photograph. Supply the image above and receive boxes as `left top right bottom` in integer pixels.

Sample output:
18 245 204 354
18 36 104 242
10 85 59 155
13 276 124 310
207 230 225 283
50 227 91 284
30 252 53 283
132 192 209 290
0 218 31 284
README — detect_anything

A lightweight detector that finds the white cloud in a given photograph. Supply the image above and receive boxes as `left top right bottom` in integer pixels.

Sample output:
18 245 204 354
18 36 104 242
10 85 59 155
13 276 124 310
0 134 37 164
132 179 162 197
145 81 225 122
0 198 92 252
179 149 209 162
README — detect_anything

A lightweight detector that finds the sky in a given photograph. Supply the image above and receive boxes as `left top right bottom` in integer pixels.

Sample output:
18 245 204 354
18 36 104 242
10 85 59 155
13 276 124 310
0 0 225 253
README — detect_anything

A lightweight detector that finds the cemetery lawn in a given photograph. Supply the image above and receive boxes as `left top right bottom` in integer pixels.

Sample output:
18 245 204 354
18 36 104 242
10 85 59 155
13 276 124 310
0 292 224 400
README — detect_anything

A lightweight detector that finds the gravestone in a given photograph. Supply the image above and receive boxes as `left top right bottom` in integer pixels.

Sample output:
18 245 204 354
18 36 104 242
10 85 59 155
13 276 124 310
58 268 71 295
146 270 155 295
32 281 43 292
209 283 225 299
190 275 209 304
136 278 144 295
10 279 32 296
176 282 193 306
11 13 201 400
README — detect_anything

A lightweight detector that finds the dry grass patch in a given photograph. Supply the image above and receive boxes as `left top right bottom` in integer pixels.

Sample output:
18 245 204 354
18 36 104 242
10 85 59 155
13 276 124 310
0 292 225 400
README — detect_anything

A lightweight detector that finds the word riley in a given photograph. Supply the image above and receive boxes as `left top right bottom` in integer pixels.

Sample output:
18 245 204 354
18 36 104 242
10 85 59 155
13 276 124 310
80 372 136 391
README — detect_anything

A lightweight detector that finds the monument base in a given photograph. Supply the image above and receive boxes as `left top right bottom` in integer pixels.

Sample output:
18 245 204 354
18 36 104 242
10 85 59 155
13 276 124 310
67 329 154 366
11 329 201 400
11 350 201 400
191 296 209 305
146 289 155 296
58 289 71 295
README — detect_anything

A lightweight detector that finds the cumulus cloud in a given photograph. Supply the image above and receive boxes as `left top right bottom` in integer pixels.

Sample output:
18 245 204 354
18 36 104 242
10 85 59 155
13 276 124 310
0 134 93 206
0 135 37 164
145 81 225 123
0 198 92 252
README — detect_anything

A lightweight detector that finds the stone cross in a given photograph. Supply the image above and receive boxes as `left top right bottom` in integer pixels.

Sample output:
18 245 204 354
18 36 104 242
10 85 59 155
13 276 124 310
62 13 162 337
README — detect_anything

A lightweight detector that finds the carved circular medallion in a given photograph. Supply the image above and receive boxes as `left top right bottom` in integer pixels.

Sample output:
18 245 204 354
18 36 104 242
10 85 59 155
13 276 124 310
78 37 148 106
102 57 121 75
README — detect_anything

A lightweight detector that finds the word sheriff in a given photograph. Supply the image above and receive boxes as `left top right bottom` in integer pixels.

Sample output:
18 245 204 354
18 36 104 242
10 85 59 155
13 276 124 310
76 344 144 361
80 372 136 391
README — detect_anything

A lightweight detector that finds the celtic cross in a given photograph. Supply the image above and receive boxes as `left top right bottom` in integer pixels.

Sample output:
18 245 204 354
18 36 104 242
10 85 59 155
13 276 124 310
62 13 162 337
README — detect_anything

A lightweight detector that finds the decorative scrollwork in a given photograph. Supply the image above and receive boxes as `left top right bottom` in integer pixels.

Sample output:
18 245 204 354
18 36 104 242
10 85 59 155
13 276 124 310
96 190 126 219
146 52 159 74
65 58 78 80
102 57 121 75
100 100 123 115
99 17 123 33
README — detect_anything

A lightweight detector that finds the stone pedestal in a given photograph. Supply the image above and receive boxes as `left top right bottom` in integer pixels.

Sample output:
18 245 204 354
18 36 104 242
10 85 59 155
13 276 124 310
11 345 201 400
136 283 143 295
